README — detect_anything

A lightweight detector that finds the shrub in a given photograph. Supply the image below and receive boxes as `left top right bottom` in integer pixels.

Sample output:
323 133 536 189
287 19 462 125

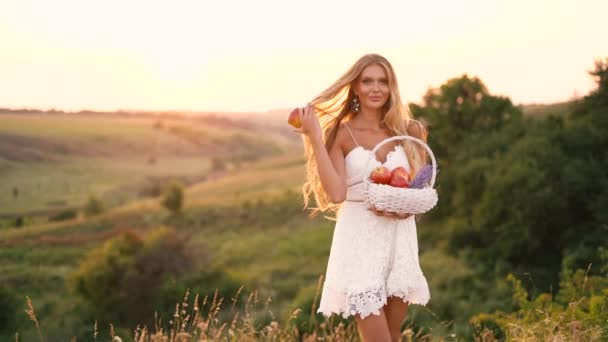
49 208 78 222
83 196 104 217
70 227 194 327
161 181 184 214
0 286 18 333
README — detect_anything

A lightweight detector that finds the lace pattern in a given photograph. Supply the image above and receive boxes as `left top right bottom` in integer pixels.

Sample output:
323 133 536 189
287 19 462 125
319 279 430 319
317 140 431 320
347 285 386 318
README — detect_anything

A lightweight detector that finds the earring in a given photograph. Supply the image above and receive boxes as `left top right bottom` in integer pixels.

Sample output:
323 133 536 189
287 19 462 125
352 96 361 113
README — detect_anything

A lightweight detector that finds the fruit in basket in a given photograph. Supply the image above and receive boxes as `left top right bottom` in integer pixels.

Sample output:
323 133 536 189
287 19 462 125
287 108 302 128
370 166 391 184
389 166 410 188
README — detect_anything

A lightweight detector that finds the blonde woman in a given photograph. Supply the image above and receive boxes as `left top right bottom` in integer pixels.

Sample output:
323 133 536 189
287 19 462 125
294 54 430 342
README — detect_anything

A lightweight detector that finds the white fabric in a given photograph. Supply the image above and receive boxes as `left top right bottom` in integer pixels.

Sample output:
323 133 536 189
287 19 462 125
317 144 430 319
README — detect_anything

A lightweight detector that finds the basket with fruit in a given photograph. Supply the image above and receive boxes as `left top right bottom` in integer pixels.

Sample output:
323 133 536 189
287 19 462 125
364 135 438 215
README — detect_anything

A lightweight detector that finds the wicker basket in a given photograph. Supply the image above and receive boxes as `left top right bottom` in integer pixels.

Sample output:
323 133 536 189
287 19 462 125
363 135 438 215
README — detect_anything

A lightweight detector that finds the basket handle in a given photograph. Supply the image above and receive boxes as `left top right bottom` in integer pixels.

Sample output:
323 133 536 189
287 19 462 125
363 135 438 191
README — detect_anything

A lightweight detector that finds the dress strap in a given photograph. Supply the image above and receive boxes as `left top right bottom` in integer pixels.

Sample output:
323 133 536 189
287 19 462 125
344 122 360 147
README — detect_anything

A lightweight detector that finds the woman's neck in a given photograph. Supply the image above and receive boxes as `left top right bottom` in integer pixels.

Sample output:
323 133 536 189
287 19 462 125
350 109 384 130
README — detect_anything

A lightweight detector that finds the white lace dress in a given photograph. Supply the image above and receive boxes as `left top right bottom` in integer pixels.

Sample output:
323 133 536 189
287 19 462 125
317 140 430 319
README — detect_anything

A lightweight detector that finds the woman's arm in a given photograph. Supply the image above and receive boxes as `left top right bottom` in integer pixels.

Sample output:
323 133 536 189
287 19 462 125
309 131 347 203
298 104 347 204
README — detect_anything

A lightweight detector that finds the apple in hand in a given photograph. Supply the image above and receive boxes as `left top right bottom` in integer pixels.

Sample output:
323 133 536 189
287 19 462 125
287 108 302 128
389 166 410 188
370 166 391 184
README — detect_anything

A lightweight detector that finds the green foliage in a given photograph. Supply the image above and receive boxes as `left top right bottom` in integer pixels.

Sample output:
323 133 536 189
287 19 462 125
83 195 104 217
14 216 30 227
286 281 330 335
155 267 243 324
471 265 608 340
411 74 522 163
69 227 194 327
414 61 608 295
0 285 18 333
161 181 184 214
49 208 78 222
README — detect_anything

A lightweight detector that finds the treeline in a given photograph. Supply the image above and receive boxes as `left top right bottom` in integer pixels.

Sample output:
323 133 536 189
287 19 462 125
412 58 608 338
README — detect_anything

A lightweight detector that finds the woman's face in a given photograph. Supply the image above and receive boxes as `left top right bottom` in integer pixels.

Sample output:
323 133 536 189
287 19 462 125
354 64 390 112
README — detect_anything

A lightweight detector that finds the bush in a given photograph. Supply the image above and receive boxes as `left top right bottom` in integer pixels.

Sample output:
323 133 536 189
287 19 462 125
49 208 78 222
14 216 24 228
161 181 184 214
470 265 608 340
0 286 18 333
156 266 243 322
83 196 104 217
70 227 194 327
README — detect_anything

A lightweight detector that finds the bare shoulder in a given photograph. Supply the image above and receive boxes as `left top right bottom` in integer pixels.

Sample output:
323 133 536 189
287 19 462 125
333 122 353 150
407 119 428 141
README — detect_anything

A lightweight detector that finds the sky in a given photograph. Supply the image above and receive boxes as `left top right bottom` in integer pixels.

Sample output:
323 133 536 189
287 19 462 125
1 0 607 113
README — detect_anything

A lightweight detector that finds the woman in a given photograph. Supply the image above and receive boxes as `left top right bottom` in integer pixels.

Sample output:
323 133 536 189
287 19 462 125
294 53 430 342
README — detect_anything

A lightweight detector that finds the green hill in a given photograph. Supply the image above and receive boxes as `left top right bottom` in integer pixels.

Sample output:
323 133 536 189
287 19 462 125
0 111 299 220
0 149 333 341
520 100 574 118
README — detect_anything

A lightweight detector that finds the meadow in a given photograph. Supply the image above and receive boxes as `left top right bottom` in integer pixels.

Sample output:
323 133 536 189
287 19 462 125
0 112 287 220
2 62 608 341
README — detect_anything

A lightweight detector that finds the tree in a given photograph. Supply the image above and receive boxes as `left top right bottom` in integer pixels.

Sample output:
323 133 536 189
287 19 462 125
161 181 184 214
84 195 104 216
70 227 193 326
411 74 522 163
438 60 608 291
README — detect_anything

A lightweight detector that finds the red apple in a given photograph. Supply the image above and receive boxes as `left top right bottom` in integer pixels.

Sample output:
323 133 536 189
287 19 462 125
370 166 391 184
287 108 302 128
391 166 411 181
389 166 410 188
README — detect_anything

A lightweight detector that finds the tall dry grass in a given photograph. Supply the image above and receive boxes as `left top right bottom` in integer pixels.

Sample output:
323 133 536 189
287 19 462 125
20 275 448 342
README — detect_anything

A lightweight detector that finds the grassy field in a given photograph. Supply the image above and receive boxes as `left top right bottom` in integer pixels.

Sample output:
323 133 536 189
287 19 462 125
0 111 501 341
0 157 211 216
1 143 464 340
0 112 297 220
3 108 600 341
0 149 335 340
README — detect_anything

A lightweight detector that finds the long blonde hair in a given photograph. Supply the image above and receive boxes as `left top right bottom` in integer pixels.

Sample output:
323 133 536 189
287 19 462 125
302 53 428 216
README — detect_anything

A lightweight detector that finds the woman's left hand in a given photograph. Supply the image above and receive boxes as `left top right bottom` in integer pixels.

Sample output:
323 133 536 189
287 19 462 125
368 205 412 219
294 103 322 141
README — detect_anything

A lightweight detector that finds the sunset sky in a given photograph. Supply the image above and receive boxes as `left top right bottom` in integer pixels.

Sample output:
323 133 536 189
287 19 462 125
1 0 607 113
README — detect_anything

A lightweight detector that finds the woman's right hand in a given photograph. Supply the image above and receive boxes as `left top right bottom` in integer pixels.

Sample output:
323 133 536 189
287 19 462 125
368 205 412 219
294 103 322 141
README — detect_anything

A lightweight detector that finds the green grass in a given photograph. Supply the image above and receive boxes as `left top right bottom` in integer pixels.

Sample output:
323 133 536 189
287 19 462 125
0 157 212 215
0 112 292 149
1 191 335 340
0 112 296 218
0 112 463 340
186 154 306 206
0 113 155 138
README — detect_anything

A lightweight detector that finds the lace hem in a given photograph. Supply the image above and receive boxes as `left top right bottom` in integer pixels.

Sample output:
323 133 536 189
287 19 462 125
317 281 430 319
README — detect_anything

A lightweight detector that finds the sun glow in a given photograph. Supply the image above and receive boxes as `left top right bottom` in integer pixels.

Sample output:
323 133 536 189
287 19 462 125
1 0 606 112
